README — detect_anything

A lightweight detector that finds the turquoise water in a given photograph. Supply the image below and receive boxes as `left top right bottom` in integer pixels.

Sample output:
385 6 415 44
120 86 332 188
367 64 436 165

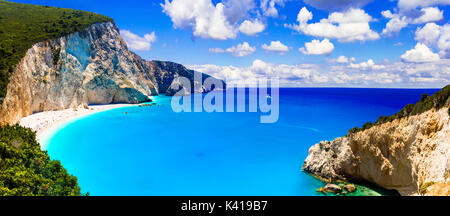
44 88 439 195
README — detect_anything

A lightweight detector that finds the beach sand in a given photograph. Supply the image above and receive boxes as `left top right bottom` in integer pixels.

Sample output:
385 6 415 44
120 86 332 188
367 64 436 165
20 104 136 143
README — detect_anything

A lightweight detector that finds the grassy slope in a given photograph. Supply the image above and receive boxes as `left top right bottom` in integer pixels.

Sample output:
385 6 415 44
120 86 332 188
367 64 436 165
0 0 112 104
348 84 450 134
0 125 82 196
0 1 112 196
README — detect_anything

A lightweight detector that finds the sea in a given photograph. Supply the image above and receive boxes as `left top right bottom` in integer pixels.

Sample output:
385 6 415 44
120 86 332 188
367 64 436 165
42 88 439 196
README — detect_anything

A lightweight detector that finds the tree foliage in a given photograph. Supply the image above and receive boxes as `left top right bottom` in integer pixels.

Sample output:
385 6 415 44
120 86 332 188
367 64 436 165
0 0 112 105
0 125 82 196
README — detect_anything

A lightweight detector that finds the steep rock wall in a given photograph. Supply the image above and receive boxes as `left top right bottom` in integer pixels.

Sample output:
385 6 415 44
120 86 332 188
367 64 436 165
0 22 223 124
303 107 450 195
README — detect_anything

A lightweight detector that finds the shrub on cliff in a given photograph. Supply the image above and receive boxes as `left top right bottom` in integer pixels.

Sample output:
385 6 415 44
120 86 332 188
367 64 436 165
349 84 450 134
0 125 82 196
0 0 112 105
419 181 436 195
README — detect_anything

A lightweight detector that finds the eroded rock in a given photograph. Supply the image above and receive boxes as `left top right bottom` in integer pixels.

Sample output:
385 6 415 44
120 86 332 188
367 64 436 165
324 184 342 194
304 107 450 196
0 22 224 125
344 184 357 193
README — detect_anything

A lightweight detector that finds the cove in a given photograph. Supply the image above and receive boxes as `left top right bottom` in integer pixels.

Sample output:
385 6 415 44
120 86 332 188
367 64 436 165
43 88 439 195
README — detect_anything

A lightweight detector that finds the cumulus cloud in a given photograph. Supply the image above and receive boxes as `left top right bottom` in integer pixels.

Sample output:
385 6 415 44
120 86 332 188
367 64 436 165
411 7 444 24
261 41 289 54
381 11 408 37
161 0 290 39
286 7 379 42
348 59 386 70
226 42 256 57
438 25 450 58
120 30 157 51
414 23 450 58
397 0 450 11
189 59 324 86
239 19 266 36
401 43 440 63
415 23 442 47
260 0 287 17
330 55 355 63
223 0 256 24
209 42 256 57
300 39 334 55
189 59 450 88
381 7 444 37
161 0 241 40
303 0 373 11
209 48 226 53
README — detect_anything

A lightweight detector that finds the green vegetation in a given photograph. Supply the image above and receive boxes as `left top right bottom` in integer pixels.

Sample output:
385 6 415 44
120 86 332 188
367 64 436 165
0 0 112 105
52 47 61 66
0 124 82 196
0 0 111 196
419 181 436 195
348 85 450 134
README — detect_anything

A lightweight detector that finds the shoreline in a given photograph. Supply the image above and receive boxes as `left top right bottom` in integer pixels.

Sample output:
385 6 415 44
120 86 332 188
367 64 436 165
19 104 136 147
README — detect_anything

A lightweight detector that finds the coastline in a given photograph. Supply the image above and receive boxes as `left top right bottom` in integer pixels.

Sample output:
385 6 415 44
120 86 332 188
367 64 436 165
19 104 136 148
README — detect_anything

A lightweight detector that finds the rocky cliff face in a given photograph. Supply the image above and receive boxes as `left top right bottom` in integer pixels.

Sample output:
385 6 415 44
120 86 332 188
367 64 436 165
0 22 223 124
303 107 450 196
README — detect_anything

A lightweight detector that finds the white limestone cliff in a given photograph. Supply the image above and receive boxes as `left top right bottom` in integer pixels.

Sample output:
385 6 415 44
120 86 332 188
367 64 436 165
303 106 450 195
0 22 222 124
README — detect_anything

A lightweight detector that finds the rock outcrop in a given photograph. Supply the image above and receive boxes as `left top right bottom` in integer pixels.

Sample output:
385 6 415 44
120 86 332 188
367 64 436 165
0 22 224 124
303 106 450 196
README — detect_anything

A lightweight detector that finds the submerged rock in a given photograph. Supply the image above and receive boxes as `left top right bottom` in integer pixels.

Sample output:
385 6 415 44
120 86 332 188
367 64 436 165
324 184 342 194
317 187 327 195
344 184 357 193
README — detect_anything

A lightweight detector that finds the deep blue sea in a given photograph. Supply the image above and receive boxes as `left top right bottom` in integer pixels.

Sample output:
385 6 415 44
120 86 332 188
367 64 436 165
43 88 439 195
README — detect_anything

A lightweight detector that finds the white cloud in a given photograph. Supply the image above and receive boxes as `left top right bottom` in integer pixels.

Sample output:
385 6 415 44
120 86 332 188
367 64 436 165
330 55 355 63
261 41 289 54
120 30 157 51
412 7 444 24
223 0 256 24
300 39 334 55
381 7 444 37
296 7 313 24
260 0 286 17
437 24 450 58
227 42 256 57
209 48 226 53
287 7 379 42
209 42 256 57
415 23 442 47
189 59 450 88
303 0 373 11
397 0 450 11
161 0 239 40
189 59 323 86
349 59 386 70
381 11 408 37
239 19 266 36
414 23 450 59
162 0 290 39
401 43 440 63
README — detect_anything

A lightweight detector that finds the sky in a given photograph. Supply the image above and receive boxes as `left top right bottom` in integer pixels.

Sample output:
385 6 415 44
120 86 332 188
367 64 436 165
11 0 450 88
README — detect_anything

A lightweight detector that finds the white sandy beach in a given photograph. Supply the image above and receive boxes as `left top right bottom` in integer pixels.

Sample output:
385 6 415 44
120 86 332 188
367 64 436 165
20 104 135 143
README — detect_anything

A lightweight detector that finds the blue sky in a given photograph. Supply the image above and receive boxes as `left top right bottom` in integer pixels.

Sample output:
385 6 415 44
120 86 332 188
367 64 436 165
11 0 450 88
